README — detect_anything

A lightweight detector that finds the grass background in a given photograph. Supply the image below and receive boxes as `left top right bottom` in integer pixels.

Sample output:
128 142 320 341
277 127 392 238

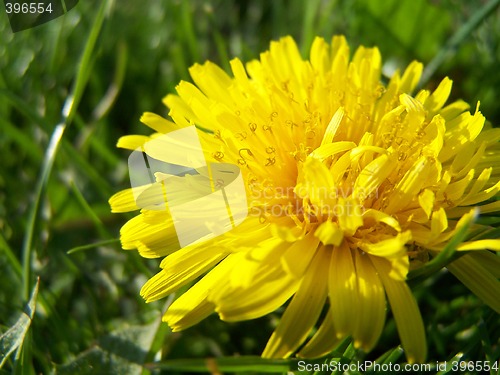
1 0 500 374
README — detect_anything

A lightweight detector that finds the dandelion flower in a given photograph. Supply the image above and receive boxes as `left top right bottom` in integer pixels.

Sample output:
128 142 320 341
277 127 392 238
110 36 500 363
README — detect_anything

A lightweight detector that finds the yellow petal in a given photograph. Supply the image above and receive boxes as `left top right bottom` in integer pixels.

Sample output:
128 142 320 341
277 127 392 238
399 61 423 94
457 239 500 251
164 254 240 331
459 179 500 206
352 251 386 351
447 200 500 218
166 299 214 332
109 188 139 213
424 77 452 114
447 255 500 313
453 143 486 179
309 141 356 161
213 252 300 321
354 154 394 198
400 93 425 117
297 307 341 358
362 209 401 232
298 157 335 207
310 36 330 75
330 35 349 62
120 212 179 258
262 246 330 358
329 242 357 337
459 167 491 202
270 223 304 242
314 221 344 246
440 111 485 162
389 254 410 281
444 169 474 202
418 189 435 219
337 197 364 236
141 245 227 302
359 231 411 259
385 156 430 214
117 135 150 150
140 112 180 133
467 251 500 277
230 58 251 88
281 232 321 278
430 208 448 239
302 157 335 190
420 115 445 157
320 107 345 145
439 99 469 121
163 96 197 127
189 62 233 106
234 238 288 288
371 256 427 364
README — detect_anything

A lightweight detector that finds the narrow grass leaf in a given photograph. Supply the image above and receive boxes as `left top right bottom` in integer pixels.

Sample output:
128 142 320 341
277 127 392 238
56 319 161 375
0 233 22 279
21 124 65 300
21 0 111 301
420 0 500 86
301 0 321 56
370 346 404 368
69 181 112 238
67 239 120 254
148 356 298 373
0 279 39 368
0 118 43 162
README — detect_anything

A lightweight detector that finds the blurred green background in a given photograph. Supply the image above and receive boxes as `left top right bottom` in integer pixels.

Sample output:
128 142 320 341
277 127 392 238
1 0 499 374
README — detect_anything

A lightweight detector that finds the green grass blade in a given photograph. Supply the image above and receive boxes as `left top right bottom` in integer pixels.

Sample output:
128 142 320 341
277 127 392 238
0 117 43 162
17 5 111 373
67 239 119 254
61 142 114 197
62 0 112 126
301 0 320 55
0 232 22 279
369 346 403 367
0 90 114 194
21 123 65 300
0 279 39 368
420 0 500 86
0 89 52 132
69 181 112 238
56 319 161 375
147 356 298 373
21 0 111 298
90 41 128 122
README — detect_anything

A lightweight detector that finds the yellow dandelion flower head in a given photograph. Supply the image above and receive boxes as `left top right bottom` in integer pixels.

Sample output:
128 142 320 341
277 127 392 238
110 36 500 363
